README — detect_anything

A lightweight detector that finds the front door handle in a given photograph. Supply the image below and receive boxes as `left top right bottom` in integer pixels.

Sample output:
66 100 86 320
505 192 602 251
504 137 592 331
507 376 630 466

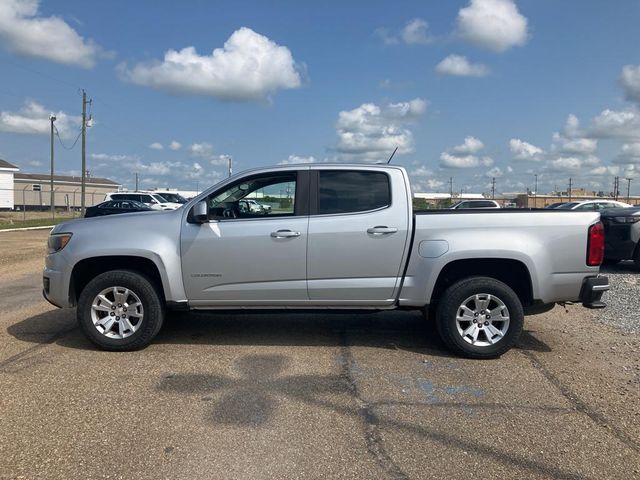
270 229 301 238
367 226 398 235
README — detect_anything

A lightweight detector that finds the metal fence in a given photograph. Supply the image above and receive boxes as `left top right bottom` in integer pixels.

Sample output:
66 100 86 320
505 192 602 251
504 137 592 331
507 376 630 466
0 186 109 220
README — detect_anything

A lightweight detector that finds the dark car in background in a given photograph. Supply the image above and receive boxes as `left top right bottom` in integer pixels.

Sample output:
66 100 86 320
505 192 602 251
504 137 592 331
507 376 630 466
600 207 640 268
449 199 501 209
85 200 153 218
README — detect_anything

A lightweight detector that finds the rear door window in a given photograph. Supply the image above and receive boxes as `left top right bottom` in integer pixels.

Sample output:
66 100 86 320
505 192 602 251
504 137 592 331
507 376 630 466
318 170 390 214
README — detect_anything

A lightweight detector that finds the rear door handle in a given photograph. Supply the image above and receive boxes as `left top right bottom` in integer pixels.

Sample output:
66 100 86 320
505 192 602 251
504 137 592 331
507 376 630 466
367 226 398 235
270 229 301 238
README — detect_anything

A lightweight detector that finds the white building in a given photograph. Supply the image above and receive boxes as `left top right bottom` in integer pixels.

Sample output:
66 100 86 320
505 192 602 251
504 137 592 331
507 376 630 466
0 159 19 210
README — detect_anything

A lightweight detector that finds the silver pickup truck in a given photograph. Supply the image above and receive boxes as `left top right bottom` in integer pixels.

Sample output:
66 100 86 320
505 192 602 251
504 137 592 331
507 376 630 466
44 164 609 358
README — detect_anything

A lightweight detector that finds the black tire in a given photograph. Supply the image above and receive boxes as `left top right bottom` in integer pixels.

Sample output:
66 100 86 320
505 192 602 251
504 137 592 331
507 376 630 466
634 247 640 270
77 270 165 351
435 276 524 359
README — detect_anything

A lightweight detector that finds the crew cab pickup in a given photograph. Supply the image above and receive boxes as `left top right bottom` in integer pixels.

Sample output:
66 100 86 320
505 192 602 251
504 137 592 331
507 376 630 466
44 165 609 358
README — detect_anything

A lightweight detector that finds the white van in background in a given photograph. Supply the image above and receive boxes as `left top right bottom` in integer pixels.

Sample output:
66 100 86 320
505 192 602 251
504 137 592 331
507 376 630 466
104 191 182 210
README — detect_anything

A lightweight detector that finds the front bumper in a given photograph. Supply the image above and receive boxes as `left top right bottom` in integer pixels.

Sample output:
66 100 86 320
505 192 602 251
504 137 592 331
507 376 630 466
42 251 74 309
579 276 609 309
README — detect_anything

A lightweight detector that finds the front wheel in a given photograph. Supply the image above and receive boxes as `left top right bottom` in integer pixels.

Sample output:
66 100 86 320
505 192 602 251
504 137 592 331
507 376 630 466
435 277 524 359
77 270 165 351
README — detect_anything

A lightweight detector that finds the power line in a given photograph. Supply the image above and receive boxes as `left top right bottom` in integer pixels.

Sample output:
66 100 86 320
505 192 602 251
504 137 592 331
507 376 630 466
2 57 81 90
53 125 82 150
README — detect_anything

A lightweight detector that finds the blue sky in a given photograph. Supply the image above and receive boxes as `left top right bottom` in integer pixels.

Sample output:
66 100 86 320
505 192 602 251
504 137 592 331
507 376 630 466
1 0 640 195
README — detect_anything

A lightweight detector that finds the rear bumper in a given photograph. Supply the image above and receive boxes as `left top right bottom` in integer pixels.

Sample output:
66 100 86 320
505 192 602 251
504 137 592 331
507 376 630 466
579 276 609 309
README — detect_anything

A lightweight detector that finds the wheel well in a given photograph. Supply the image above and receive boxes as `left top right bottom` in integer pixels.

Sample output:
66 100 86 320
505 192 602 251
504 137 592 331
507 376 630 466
70 256 164 304
431 259 533 307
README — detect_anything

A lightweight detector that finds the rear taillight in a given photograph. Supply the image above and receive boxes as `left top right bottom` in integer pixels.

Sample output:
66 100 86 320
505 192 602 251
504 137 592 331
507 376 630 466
587 222 605 266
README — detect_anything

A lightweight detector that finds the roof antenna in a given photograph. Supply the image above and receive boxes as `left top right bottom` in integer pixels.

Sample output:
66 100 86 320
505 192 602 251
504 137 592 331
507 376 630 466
386 146 398 164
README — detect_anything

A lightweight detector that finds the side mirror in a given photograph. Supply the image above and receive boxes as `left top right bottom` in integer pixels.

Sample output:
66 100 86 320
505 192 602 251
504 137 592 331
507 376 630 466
192 200 208 223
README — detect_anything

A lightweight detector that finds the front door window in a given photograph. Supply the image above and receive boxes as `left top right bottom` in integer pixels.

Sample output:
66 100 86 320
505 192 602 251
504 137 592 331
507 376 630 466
206 172 297 220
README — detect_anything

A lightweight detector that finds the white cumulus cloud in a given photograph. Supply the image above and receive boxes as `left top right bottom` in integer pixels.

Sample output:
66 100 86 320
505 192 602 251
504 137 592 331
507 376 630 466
621 65 640 104
188 142 231 166
411 165 434 177
509 138 544 161
91 153 138 162
452 136 484 154
589 108 640 140
440 136 492 168
120 27 302 102
617 142 640 164
401 18 433 45
486 166 503 177
149 142 164 150
0 0 101 68
169 140 182 151
0 100 81 138
440 152 493 168
375 17 433 46
188 142 214 157
280 155 316 165
456 0 529 52
435 54 489 77
553 135 597 155
335 98 427 162
548 156 584 172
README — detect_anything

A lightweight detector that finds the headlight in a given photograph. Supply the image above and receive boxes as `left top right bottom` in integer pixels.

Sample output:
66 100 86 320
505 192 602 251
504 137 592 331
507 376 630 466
612 216 640 224
48 233 72 254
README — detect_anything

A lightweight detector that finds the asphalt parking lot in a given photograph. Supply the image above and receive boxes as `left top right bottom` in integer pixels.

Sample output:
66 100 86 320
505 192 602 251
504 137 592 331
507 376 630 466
1 229 639 480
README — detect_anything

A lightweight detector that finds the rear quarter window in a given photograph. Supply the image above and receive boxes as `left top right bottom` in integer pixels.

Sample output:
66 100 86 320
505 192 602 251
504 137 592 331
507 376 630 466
318 170 390 214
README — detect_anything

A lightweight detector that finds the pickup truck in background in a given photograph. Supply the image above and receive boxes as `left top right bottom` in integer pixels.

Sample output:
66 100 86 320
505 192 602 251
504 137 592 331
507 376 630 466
601 207 640 268
44 165 609 358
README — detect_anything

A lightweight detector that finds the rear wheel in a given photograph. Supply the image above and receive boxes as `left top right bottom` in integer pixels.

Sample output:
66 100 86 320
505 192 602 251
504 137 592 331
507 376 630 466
435 277 524 359
77 270 164 351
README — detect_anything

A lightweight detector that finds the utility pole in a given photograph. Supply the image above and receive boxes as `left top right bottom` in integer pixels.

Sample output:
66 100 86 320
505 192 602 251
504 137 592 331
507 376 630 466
228 157 233 177
491 177 496 199
534 174 538 208
626 178 632 203
50 114 56 218
568 178 573 202
80 90 91 216
135 172 139 191
449 177 453 200
613 176 619 200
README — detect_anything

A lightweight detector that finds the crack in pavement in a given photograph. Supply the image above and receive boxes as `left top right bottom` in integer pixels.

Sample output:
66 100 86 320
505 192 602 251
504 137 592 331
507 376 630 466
521 349 640 454
338 330 410 480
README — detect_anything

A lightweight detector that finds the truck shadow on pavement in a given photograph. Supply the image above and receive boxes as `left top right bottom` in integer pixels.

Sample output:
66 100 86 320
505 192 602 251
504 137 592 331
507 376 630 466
6 308 551 355
5 310 594 480
156 351 585 480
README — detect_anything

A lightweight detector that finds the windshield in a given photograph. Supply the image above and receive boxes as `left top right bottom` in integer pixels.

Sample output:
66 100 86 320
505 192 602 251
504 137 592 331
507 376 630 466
156 192 187 204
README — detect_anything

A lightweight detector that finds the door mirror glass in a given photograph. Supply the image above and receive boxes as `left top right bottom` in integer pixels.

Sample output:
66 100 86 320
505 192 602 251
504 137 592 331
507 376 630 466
192 200 208 223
